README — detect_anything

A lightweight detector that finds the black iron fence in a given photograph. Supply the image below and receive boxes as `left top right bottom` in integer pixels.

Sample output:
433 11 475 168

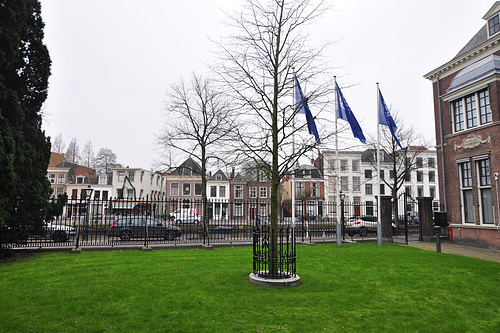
7 196 425 249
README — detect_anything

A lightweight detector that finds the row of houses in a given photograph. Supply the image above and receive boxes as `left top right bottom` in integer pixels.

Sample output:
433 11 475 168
46 146 439 220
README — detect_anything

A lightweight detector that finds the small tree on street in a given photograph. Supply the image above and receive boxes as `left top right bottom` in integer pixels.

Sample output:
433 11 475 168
157 73 235 221
215 0 332 277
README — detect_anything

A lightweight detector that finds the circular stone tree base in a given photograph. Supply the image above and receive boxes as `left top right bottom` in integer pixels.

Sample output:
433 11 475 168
249 272 301 287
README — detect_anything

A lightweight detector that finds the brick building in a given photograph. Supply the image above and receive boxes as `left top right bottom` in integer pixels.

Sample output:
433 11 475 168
424 2 500 250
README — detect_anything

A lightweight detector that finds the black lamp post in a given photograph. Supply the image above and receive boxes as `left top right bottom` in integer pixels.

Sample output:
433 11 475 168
340 192 345 240
84 185 94 241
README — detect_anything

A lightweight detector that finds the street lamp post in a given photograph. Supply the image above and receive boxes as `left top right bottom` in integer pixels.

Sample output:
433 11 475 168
84 185 94 241
340 192 346 241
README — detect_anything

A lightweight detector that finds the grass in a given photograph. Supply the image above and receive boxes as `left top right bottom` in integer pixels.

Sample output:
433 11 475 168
0 242 499 332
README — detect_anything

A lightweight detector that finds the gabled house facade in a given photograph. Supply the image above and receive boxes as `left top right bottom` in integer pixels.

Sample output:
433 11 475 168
424 2 500 250
207 170 230 220
282 164 325 219
165 158 204 215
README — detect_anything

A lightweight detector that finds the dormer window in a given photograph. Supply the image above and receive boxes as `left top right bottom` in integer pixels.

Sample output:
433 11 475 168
488 14 500 37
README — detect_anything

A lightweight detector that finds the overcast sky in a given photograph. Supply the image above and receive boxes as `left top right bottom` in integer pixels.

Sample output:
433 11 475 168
40 0 495 171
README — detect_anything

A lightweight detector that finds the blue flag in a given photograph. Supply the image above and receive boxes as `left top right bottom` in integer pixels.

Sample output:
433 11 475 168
378 87 404 150
336 82 366 144
295 77 320 143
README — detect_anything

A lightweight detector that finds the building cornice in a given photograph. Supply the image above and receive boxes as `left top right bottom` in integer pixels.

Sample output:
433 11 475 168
424 37 500 82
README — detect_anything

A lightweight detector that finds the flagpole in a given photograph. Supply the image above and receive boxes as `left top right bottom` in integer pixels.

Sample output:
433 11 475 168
334 76 342 247
291 67 296 229
376 83 382 246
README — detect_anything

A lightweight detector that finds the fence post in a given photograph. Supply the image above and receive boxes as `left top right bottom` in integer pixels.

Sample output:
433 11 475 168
418 196 434 242
380 195 393 243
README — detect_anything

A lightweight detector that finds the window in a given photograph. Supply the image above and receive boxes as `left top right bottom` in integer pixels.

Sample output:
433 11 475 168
249 187 257 198
210 186 217 197
195 183 202 196
366 201 374 216
129 171 135 181
118 171 125 181
365 184 372 195
127 189 134 198
478 89 492 124
489 14 500 36
94 190 100 200
459 161 475 223
58 174 65 184
379 170 384 179
429 171 435 182
259 187 267 198
77 177 84 184
453 100 465 132
259 170 267 182
430 186 435 198
417 171 423 182
234 203 243 216
390 170 395 179
365 170 372 179
49 174 55 183
311 182 319 197
452 89 492 132
99 175 107 185
352 160 360 172
404 172 411 182
477 158 494 224
296 183 304 197
353 177 360 192
405 186 411 196
216 175 222 181
102 191 108 200
428 158 435 168
183 183 191 196
117 189 123 199
234 185 243 199
171 183 179 196
340 176 348 192
183 168 192 176
416 158 423 168
340 160 348 172
380 184 385 195
417 186 423 197
219 186 226 198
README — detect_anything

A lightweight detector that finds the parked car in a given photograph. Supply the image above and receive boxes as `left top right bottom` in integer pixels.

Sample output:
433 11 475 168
174 215 200 224
108 217 182 241
346 216 396 236
345 216 378 237
45 222 77 242
169 208 198 222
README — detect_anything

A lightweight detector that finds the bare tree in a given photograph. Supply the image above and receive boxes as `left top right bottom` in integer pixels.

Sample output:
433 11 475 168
95 148 119 174
157 73 235 220
65 138 80 165
367 112 433 226
82 140 95 168
214 0 332 277
52 134 65 154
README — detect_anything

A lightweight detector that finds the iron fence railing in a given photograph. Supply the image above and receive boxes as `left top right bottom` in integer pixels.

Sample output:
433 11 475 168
6 197 424 249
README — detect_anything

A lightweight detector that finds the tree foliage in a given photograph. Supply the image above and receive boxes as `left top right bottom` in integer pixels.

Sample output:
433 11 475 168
0 0 52 252
94 147 119 174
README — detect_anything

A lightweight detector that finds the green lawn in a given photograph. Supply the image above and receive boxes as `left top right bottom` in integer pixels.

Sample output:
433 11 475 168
0 243 499 332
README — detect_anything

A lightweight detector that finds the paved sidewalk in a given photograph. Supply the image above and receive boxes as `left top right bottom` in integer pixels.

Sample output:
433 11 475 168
406 241 500 263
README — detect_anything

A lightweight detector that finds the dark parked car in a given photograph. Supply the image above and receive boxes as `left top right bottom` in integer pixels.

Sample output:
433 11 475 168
108 217 182 241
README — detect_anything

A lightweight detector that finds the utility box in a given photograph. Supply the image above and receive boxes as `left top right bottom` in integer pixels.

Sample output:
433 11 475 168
433 212 448 238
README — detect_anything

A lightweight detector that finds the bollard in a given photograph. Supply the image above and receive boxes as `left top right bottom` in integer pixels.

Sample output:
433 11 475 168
434 225 441 253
